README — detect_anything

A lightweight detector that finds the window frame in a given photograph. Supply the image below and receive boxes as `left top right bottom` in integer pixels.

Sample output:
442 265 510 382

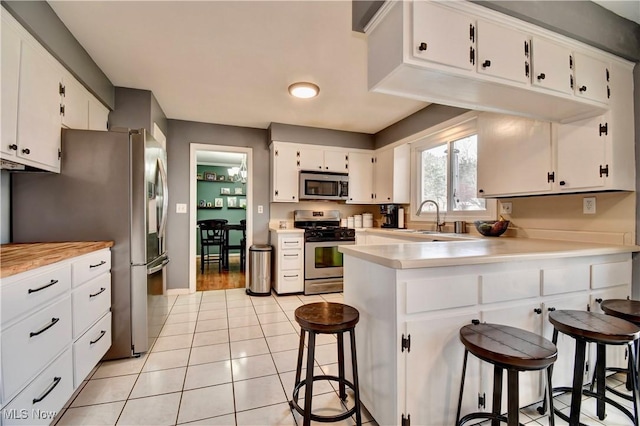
410 117 496 223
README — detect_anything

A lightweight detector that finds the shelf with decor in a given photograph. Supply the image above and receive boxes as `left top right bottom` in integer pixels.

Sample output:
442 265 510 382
197 207 222 210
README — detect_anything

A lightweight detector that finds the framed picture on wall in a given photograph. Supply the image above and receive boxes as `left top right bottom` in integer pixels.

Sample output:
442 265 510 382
227 197 238 208
220 187 231 195
203 171 216 181
234 187 243 195
214 198 223 207
197 172 203 180
217 175 226 181
239 198 247 209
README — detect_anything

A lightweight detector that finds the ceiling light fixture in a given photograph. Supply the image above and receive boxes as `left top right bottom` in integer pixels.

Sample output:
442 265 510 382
288 82 319 99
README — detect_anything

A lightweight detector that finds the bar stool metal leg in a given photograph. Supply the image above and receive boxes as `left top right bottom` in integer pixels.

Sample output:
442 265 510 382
595 344 606 420
337 331 346 401
303 332 316 426
492 366 504 426
350 328 362 426
294 329 306 387
507 370 519 426
569 339 587 425
456 349 470 425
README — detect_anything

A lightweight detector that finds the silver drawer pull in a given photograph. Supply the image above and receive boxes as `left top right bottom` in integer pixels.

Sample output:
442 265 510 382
32 376 61 404
283 241 297 244
284 274 299 278
29 317 60 337
89 260 106 268
28 279 58 294
283 254 298 257
90 330 107 345
89 287 107 298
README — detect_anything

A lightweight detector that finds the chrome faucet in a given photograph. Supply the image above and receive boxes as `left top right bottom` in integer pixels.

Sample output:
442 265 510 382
416 199 445 232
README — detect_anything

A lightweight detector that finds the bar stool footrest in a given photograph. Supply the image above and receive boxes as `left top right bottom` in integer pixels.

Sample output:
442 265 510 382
458 411 525 426
290 375 357 423
550 386 638 425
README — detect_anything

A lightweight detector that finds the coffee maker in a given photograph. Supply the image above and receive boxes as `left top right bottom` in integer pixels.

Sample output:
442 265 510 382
380 204 399 228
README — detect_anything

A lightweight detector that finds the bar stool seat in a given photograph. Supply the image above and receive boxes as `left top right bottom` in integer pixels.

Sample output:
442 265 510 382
547 310 640 426
289 302 362 426
456 322 558 426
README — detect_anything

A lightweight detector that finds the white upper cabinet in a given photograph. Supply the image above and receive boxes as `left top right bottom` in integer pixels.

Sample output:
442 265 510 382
476 20 530 84
61 71 90 130
412 1 475 71
367 0 617 123
16 39 63 172
573 52 609 104
270 142 299 202
373 144 410 204
477 113 552 197
299 147 348 173
531 37 573 95
89 97 110 131
347 152 374 204
1 16 21 160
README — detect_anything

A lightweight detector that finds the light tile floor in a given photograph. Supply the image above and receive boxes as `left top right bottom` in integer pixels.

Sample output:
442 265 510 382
54 289 637 425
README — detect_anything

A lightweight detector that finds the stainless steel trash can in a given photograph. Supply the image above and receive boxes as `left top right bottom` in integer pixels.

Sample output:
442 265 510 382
247 244 272 296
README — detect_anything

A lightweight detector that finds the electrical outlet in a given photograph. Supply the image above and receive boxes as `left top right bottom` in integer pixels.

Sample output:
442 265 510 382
583 197 596 214
500 202 512 215
176 203 187 213
258 205 264 214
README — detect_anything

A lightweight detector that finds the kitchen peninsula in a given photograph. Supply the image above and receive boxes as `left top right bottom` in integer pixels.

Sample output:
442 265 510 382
339 238 638 426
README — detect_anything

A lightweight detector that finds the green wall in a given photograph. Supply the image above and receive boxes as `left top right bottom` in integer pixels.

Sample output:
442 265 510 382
196 165 246 255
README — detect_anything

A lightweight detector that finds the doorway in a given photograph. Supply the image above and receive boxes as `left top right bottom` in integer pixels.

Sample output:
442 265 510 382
189 144 253 293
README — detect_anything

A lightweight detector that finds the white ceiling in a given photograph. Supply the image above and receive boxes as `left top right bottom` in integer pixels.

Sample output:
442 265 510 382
48 0 428 135
47 1 637 136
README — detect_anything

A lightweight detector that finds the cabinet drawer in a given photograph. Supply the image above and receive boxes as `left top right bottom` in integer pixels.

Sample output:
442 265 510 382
591 260 632 289
72 273 111 338
481 269 540 304
281 251 302 270
276 272 303 294
1 296 72 401
73 312 111 388
2 349 73 425
542 265 589 295
279 237 302 250
1 264 71 326
71 249 111 288
405 275 478 314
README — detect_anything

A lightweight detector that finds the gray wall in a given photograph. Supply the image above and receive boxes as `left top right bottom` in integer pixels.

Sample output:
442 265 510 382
374 104 468 149
2 1 114 108
635 65 640 299
269 123 374 150
109 87 168 137
0 171 9 244
166 120 269 291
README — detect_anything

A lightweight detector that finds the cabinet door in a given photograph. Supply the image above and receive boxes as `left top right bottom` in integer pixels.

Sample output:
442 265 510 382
16 41 62 171
412 1 475 71
374 148 393 203
476 20 529 84
88 97 109 131
574 52 609 104
323 150 348 173
477 113 552 196
543 294 590 388
271 144 299 202
405 312 481 426
61 72 89 130
298 146 323 171
556 115 606 191
347 152 373 204
482 302 545 409
1 17 21 159
531 37 573 95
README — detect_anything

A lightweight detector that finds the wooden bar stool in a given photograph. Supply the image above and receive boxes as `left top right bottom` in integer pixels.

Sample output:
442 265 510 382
289 302 362 426
598 299 640 408
547 310 640 425
456 321 558 426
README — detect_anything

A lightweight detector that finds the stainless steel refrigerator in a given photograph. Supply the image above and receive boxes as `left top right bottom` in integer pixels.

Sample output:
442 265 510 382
11 128 169 359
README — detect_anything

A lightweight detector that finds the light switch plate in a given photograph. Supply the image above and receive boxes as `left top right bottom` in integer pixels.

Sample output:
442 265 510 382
176 203 187 214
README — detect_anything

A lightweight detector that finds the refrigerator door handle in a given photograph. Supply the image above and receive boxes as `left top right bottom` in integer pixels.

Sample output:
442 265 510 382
147 257 170 275
157 158 169 240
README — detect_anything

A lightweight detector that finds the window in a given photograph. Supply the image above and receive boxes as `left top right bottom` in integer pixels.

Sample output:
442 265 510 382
413 119 495 221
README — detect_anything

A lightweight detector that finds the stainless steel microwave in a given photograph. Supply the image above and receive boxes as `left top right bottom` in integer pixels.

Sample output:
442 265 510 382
299 171 349 201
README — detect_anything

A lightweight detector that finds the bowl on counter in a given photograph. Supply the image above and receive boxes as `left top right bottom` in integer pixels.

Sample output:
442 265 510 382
474 220 510 237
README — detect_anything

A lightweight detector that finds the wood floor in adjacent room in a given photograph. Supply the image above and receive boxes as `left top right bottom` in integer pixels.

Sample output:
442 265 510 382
196 256 246 291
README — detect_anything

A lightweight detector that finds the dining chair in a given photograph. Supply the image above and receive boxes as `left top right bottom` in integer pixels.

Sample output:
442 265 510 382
198 219 228 273
240 219 247 271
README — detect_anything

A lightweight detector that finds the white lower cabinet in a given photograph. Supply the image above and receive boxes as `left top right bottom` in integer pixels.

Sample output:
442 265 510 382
270 231 304 294
344 252 632 425
0 247 112 421
2 349 73 425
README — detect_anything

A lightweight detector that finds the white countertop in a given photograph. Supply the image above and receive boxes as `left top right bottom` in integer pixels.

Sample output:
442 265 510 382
339 237 640 269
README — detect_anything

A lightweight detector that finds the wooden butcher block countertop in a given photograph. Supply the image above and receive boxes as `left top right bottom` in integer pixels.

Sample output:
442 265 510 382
0 241 114 278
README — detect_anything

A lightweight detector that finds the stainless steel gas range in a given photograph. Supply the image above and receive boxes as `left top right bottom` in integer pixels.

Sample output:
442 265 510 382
293 210 355 295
